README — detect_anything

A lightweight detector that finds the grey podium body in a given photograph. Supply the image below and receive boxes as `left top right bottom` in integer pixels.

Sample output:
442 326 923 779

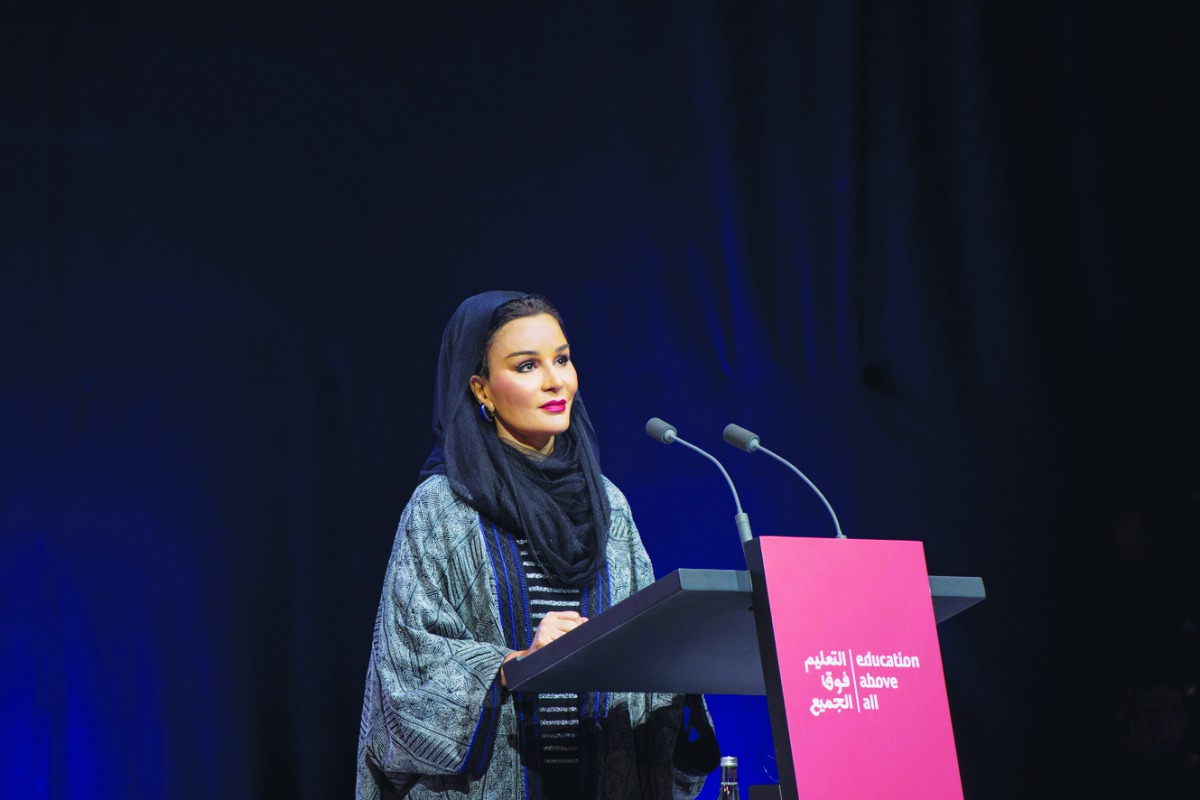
503 568 985 695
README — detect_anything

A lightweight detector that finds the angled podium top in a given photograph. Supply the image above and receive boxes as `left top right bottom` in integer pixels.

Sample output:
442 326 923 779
504 568 984 695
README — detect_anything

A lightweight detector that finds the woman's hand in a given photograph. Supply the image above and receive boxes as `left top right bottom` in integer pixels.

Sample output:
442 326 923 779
500 610 588 688
527 610 588 651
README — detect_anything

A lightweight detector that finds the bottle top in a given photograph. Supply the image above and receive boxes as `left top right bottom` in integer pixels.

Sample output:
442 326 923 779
720 756 738 768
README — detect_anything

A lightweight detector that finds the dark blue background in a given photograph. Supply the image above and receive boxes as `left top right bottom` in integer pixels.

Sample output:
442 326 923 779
3 2 1198 798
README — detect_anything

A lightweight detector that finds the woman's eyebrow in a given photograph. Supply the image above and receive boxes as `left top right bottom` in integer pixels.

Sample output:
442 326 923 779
503 343 570 359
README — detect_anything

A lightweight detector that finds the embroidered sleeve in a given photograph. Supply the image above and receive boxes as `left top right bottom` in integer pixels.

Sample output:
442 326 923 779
358 479 509 787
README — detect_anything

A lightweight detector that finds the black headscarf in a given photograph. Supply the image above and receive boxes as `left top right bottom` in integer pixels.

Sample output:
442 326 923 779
419 291 611 587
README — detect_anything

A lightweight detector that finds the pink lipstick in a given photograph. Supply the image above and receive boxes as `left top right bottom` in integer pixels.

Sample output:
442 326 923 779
540 399 567 413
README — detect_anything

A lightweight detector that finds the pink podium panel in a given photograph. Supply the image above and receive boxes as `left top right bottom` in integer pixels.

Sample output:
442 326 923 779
747 536 963 800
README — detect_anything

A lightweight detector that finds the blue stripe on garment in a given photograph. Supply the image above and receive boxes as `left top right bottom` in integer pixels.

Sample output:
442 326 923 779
603 562 612 611
460 518 513 777
598 565 612 720
510 536 543 789
506 534 533 648
491 521 522 651
462 681 501 776
480 517 514 650
592 568 604 722
482 518 533 800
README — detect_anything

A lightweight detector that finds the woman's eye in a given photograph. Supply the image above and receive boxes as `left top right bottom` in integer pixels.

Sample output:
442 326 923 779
555 354 571 366
516 361 536 373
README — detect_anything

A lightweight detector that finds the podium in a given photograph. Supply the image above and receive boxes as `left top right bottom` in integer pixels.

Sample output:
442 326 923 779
504 536 985 800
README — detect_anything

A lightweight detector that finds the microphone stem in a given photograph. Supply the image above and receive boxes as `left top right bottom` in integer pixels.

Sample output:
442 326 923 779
758 445 846 539
674 437 748 518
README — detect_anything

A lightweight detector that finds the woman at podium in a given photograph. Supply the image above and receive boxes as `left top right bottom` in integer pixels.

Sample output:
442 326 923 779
356 291 718 799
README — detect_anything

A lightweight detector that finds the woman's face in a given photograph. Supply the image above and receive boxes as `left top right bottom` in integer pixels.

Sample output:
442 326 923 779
470 313 578 454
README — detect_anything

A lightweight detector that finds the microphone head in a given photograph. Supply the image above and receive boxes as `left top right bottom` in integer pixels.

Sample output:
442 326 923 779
723 423 760 453
645 417 678 444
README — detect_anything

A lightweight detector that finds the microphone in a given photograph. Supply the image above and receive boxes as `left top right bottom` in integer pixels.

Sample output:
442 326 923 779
645 417 678 444
723 423 846 539
646 418 753 545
